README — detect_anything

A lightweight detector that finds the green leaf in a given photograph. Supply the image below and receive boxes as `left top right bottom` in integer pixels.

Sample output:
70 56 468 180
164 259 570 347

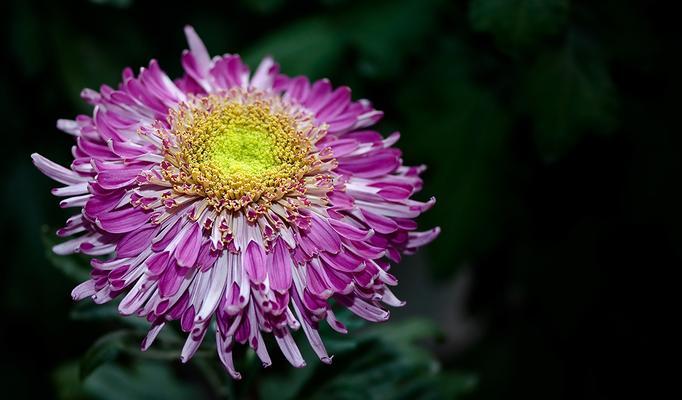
469 0 569 49
53 362 90 400
89 0 133 8
260 318 475 400
340 0 443 79
423 372 479 400
523 36 618 160
363 318 442 344
70 301 123 322
55 360 205 400
70 300 154 331
80 330 135 379
244 18 344 79
239 0 285 14
41 226 91 282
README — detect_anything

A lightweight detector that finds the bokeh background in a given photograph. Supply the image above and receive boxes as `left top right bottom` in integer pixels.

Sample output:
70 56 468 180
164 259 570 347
1 0 679 399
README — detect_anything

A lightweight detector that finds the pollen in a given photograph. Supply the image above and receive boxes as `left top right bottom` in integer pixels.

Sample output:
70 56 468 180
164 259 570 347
160 91 316 212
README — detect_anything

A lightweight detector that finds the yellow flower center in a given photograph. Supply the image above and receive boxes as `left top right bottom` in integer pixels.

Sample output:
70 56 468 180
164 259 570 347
161 93 314 211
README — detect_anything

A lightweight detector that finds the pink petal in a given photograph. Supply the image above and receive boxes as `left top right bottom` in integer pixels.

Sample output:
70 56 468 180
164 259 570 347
243 240 266 284
266 239 293 293
175 223 202 268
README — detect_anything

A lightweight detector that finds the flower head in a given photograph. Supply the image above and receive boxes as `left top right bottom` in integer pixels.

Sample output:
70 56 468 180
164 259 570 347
32 26 439 378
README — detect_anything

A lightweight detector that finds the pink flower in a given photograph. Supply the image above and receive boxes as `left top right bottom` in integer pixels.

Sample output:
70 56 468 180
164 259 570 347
32 26 438 378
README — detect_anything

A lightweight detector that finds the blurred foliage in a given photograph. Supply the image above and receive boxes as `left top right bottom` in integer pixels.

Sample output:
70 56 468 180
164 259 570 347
54 360 205 400
1 0 680 399
469 0 569 49
522 33 617 160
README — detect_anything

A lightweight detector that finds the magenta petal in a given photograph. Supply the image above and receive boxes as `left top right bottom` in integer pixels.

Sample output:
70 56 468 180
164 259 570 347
324 138 359 158
250 56 278 90
335 294 389 322
175 223 202 268
328 218 373 241
197 241 218 271
304 79 332 112
407 227 441 249
360 208 398 234
84 191 124 218
181 305 196 332
117 225 157 257
284 76 310 103
321 250 365 272
71 280 96 300
244 240 266 284
31 153 85 185
159 260 189 298
377 186 413 201
146 251 170 276
152 218 183 252
306 215 341 254
183 26 210 77
266 239 292 293
97 207 150 234
210 55 249 89
337 150 400 178
274 329 306 368
305 263 332 298
316 86 351 121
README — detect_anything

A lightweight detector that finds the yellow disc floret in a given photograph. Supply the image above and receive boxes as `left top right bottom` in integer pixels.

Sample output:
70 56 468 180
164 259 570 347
160 91 316 211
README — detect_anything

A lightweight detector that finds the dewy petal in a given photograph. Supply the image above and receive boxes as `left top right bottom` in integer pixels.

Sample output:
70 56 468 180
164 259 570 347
71 280 96 300
36 26 438 380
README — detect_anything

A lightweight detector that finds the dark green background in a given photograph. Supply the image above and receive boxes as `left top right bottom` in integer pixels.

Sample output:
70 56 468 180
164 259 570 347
1 0 678 399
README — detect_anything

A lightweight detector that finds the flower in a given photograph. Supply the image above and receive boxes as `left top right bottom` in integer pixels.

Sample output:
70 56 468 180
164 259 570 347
32 26 439 378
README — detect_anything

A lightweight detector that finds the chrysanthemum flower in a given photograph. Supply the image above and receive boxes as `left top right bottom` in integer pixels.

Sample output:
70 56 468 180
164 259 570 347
32 26 439 378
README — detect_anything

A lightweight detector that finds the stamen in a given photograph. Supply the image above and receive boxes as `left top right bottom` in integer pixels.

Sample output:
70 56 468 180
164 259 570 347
160 89 320 212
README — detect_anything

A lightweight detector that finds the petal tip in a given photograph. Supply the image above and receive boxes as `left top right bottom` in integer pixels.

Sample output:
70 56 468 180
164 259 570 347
183 25 197 37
